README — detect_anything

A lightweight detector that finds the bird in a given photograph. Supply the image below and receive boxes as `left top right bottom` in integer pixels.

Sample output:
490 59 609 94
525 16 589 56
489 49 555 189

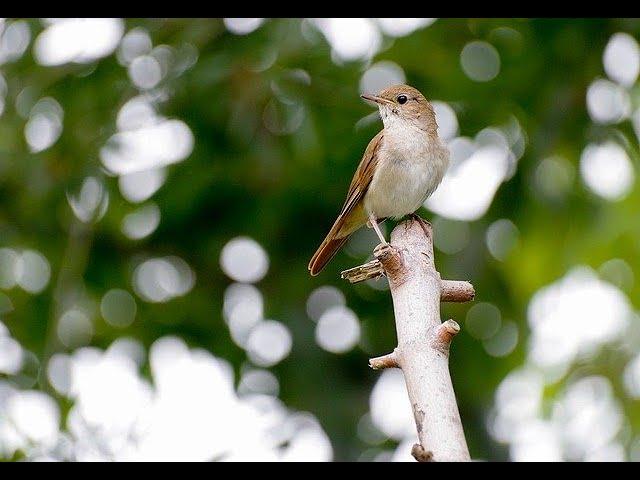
308 84 449 276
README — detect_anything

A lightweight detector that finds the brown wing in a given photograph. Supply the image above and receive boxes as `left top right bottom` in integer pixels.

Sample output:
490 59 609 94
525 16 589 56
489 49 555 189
308 130 384 276
340 130 383 216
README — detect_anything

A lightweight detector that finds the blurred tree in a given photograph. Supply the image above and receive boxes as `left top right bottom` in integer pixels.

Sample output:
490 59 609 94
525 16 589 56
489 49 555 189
1 18 640 461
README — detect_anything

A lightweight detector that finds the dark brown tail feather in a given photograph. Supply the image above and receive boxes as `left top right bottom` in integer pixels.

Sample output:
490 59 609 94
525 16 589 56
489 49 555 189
308 210 386 276
308 235 350 276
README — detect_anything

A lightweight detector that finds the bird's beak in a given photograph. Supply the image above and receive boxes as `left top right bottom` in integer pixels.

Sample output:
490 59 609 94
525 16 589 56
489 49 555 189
361 93 392 106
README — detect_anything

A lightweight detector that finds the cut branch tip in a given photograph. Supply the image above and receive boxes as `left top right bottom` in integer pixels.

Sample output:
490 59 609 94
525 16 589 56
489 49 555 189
433 319 460 349
368 350 399 370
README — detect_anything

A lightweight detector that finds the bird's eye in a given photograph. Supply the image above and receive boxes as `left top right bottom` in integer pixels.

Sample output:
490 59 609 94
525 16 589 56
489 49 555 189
397 94 408 105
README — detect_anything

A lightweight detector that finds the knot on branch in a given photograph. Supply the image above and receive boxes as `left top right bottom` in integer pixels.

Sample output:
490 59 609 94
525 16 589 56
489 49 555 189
373 243 407 287
411 444 434 462
431 319 460 354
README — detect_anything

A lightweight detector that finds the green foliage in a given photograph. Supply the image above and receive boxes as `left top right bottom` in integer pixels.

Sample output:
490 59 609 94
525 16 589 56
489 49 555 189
1 18 640 461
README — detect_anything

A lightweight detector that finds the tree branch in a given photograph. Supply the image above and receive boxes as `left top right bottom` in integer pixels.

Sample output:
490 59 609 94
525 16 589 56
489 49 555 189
440 280 475 302
346 216 473 462
369 349 399 370
342 265 475 303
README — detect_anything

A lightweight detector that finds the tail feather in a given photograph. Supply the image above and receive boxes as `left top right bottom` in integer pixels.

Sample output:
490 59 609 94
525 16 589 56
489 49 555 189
308 235 350 276
308 204 371 276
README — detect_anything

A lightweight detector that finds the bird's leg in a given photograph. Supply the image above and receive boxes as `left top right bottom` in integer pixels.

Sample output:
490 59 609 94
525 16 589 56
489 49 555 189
367 213 388 245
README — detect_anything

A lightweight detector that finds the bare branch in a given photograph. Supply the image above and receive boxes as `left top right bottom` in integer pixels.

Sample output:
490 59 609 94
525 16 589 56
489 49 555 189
341 259 384 283
342 263 475 302
345 216 471 462
441 280 475 302
369 349 399 370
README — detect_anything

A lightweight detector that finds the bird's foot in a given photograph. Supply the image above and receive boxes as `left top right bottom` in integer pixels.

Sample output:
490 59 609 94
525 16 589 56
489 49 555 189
409 212 431 227
373 242 393 258
409 213 432 239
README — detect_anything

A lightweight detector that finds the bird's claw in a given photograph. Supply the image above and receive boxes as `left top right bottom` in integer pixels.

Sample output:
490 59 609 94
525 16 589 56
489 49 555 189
373 242 392 258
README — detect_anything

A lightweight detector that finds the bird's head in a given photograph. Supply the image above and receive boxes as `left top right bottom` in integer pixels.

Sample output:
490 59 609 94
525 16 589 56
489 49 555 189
361 84 437 135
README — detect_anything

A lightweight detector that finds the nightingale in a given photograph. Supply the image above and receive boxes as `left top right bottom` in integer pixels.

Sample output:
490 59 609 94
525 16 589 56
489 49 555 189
308 84 449 276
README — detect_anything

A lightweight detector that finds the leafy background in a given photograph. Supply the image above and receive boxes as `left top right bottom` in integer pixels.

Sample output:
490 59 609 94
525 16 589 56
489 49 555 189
1 18 640 461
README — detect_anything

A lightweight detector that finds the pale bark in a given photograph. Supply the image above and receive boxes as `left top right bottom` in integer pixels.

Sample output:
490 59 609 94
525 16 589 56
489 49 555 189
342 264 474 303
344 216 473 462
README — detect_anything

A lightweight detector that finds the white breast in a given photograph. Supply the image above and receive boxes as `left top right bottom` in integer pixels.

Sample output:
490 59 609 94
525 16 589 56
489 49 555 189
364 122 449 220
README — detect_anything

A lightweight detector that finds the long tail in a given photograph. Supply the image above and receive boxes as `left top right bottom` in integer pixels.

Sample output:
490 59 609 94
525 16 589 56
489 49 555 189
308 234 351 276
309 205 374 276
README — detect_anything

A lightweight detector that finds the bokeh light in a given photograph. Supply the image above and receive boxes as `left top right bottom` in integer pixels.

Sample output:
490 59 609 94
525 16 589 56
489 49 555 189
580 142 634 201
33 18 124 66
0 248 19 289
603 32 640 87
0 19 31 64
100 289 137 328
100 118 194 175
599 258 634 292
12 250 51 294
118 167 167 204
533 155 575 201
483 321 519 358
359 61 406 97
24 97 63 153
315 305 361 354
47 354 72 396
432 101 459 141
57 309 93 349
220 237 269 283
0 73 6 116
117 27 152 65
586 79 630 124
133 256 195 303
553 376 624 461
485 219 519 261
375 18 436 37
128 55 163 90
6 391 59 446
527 267 631 369
460 41 500 82
223 18 264 35
306 285 345 322
312 18 381 62
432 216 470 254
66 176 109 224
121 203 160 240
466 302 502 340
426 137 512 221
246 320 292 367
369 369 414 440
223 283 264 348
5 335 333 461
623 354 640 399
238 369 280 397
0 336 23 375
3 18 640 463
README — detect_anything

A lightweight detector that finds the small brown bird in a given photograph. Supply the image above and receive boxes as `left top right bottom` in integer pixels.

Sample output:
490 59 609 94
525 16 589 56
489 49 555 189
308 84 449 276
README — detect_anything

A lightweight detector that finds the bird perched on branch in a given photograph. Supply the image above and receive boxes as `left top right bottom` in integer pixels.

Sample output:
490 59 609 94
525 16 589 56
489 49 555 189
308 84 449 276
